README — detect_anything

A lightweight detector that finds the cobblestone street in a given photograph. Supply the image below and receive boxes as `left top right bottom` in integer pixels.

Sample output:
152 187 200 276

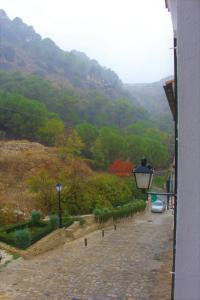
0 210 173 300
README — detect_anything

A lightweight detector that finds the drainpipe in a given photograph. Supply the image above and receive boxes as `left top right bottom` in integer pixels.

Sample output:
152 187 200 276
171 37 178 300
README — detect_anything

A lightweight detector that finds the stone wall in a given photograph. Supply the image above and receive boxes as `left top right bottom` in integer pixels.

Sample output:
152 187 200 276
24 227 67 258
0 242 26 257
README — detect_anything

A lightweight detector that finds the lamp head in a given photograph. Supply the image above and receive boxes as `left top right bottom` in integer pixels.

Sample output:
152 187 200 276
133 158 154 191
56 183 62 192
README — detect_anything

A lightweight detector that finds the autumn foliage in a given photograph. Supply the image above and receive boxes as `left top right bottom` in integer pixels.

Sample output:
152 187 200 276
108 159 134 177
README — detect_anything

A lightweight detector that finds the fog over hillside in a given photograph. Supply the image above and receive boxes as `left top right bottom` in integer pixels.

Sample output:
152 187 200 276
0 9 173 116
125 77 173 114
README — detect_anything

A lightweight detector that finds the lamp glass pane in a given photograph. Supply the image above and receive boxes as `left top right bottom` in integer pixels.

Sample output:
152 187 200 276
135 173 151 189
56 184 62 192
149 173 154 189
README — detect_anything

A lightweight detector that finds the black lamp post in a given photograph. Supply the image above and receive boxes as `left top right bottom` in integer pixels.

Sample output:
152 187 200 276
133 158 175 199
133 158 154 193
55 183 63 228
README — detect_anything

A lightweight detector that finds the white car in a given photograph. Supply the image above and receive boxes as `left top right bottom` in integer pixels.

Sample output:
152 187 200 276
151 200 166 213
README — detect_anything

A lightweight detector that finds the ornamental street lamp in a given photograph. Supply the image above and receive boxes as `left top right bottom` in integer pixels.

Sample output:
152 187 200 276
55 183 63 228
133 158 154 193
133 158 175 199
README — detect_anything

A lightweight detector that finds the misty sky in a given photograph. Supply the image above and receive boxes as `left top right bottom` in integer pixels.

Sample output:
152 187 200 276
0 0 173 83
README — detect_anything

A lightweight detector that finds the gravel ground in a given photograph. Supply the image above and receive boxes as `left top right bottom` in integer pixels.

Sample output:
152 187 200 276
0 209 173 300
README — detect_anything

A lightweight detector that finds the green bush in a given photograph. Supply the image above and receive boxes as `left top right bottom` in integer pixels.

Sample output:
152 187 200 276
94 200 146 224
15 229 31 249
31 226 54 244
49 215 59 229
79 218 85 226
93 208 101 222
0 220 57 249
62 216 85 227
3 221 31 233
62 217 74 228
31 211 41 226
72 216 86 225
0 231 16 245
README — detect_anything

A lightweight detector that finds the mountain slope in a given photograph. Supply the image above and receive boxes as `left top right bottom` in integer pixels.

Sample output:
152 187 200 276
0 9 134 101
0 9 173 122
125 77 173 114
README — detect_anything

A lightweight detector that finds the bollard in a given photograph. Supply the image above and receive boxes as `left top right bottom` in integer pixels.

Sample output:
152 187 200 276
114 224 116 231
84 238 87 247
102 229 104 237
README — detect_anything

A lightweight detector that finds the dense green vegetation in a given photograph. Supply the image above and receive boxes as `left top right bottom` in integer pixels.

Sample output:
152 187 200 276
0 10 174 227
0 71 147 128
0 89 64 143
0 212 73 249
93 200 146 224
0 71 172 169
0 9 174 171
27 157 146 217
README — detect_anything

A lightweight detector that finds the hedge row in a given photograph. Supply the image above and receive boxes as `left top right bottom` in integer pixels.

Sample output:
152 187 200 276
62 216 85 226
0 221 31 233
0 214 74 249
0 231 16 246
30 225 55 245
93 200 146 224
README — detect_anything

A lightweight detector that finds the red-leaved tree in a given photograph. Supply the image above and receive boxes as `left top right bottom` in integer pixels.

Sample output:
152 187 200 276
108 159 134 177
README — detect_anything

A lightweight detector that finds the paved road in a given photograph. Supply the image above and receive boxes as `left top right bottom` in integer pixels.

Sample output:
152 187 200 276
0 210 173 300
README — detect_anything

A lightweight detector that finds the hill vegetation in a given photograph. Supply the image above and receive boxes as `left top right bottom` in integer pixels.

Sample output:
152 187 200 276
125 77 173 114
0 9 132 100
0 140 145 222
0 10 174 224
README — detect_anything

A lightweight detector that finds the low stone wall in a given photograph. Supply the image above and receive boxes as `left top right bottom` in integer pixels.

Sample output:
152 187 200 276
64 214 125 240
0 242 26 257
24 227 67 258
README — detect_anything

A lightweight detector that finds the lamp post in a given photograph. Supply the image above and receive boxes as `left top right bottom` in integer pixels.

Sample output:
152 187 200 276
133 158 154 193
133 158 175 201
55 183 62 228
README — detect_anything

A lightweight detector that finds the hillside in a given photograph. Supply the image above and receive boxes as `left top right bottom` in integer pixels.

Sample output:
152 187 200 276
0 140 148 222
0 9 174 118
0 140 57 216
125 77 173 114
0 10 174 223
0 9 134 101
0 140 95 215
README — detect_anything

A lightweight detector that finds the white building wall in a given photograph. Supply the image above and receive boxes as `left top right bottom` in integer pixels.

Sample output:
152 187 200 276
166 0 177 37
175 1 200 299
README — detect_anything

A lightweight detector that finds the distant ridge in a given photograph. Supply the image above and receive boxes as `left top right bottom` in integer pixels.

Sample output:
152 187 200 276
0 9 172 114
124 76 173 114
0 9 133 100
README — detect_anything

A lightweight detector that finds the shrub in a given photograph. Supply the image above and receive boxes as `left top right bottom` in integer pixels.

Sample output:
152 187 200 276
0 231 16 245
72 216 86 225
31 211 41 226
79 218 85 226
94 200 146 224
93 208 102 222
49 215 59 229
94 208 113 224
62 217 74 228
3 221 31 233
31 226 54 244
15 229 31 249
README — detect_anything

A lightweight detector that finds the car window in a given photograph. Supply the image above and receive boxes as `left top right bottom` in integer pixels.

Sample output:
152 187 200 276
153 202 163 206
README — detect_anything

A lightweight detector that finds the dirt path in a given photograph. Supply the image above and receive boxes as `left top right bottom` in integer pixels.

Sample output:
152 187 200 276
0 210 173 300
